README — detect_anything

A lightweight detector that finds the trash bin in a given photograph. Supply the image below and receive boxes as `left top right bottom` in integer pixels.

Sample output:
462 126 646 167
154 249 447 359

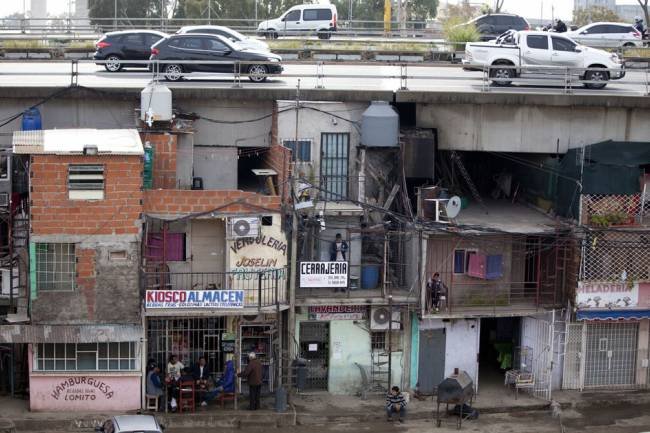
361 264 380 290
293 358 307 391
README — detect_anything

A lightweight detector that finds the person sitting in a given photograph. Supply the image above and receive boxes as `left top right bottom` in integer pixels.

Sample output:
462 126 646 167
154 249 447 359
201 359 235 407
192 356 212 391
166 354 184 382
146 364 165 411
386 386 407 422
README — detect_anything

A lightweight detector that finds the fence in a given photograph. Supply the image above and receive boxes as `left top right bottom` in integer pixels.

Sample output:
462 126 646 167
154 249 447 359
580 230 650 282
580 193 649 226
142 268 287 308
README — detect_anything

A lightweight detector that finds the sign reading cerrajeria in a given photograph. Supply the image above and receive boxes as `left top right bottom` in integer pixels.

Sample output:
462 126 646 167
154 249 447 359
145 290 245 309
300 261 348 288
51 376 114 401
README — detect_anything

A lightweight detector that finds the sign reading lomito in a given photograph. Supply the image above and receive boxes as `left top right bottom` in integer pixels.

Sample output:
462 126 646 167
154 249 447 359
300 261 349 288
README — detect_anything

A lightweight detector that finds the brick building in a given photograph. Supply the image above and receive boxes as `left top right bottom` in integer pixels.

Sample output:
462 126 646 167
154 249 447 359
13 128 144 411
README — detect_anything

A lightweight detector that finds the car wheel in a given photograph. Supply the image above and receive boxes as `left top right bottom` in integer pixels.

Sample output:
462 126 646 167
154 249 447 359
104 55 123 72
584 69 608 89
248 64 268 82
163 64 184 82
490 64 513 86
318 31 331 40
265 30 278 39
623 42 635 48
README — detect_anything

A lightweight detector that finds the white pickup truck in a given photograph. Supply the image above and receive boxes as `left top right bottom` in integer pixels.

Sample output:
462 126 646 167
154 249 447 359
463 30 625 89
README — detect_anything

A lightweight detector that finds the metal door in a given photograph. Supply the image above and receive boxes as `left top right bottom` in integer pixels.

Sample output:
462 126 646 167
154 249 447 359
299 322 329 390
320 133 349 201
521 314 555 400
584 322 638 388
418 329 445 394
562 323 584 390
191 219 225 274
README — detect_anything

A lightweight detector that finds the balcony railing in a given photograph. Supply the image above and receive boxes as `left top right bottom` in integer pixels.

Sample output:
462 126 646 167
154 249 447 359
581 194 649 227
143 269 287 309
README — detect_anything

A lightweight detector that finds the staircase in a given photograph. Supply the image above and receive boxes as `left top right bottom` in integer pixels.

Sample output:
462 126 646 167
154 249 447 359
370 350 390 392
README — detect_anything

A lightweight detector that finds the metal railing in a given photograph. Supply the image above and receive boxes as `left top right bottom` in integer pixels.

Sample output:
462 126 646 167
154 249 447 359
143 268 287 308
580 193 649 226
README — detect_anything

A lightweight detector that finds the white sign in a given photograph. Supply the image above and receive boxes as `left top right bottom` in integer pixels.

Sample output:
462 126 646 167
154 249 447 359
300 262 348 288
577 281 639 309
145 290 244 309
308 343 318 352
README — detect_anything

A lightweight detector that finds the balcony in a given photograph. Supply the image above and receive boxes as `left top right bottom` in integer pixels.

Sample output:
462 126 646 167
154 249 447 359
143 269 287 312
581 194 650 227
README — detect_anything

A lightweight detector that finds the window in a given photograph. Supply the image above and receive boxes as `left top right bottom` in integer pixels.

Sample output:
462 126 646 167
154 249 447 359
453 250 466 274
146 233 186 261
371 331 402 351
586 25 607 34
552 37 576 52
122 34 143 45
371 331 385 350
179 37 204 50
36 243 76 292
35 342 137 371
283 139 312 162
527 35 549 50
0 155 8 180
304 8 332 21
284 10 301 21
320 133 350 201
486 255 504 280
144 33 163 47
495 16 513 25
68 164 104 200
205 38 228 51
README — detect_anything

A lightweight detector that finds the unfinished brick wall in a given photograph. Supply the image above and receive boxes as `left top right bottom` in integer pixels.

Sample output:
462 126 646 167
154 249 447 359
30 155 143 236
142 133 177 189
144 189 281 215
263 144 291 203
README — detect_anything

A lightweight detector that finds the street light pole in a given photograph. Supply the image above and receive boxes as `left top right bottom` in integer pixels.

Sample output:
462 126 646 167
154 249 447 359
114 0 117 31
255 0 258 26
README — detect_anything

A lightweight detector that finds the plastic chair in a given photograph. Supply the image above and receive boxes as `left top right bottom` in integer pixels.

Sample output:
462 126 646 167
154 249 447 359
218 392 236 408
145 394 159 411
178 380 195 413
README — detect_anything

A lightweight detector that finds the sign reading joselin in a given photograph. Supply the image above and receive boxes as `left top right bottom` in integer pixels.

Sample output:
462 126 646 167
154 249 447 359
300 261 348 288
145 290 244 309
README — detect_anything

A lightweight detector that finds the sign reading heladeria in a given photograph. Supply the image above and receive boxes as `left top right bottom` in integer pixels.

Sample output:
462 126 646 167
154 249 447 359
576 281 639 309
300 262 348 288
145 290 245 309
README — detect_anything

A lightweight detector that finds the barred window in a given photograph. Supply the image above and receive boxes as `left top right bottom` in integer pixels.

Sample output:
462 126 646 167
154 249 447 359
371 330 403 351
35 342 137 371
68 164 104 200
36 243 76 291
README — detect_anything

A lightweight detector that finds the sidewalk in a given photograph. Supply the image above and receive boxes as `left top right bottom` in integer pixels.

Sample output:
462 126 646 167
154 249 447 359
3 387 650 431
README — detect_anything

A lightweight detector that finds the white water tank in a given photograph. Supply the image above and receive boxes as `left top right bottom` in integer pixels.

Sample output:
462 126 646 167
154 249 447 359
361 101 399 147
140 83 172 123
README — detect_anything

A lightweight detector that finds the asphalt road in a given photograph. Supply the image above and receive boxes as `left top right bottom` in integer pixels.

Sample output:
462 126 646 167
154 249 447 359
0 61 647 96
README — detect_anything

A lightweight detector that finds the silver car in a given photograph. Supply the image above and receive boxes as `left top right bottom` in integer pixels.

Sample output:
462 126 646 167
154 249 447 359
95 415 165 433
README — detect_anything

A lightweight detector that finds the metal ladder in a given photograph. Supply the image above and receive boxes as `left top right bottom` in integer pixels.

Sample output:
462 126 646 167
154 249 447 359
450 151 488 214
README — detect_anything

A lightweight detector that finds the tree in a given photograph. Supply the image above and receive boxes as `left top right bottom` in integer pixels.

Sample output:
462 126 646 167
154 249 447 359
572 6 620 27
88 0 168 29
638 0 650 31
409 0 439 21
438 2 480 24
494 0 505 13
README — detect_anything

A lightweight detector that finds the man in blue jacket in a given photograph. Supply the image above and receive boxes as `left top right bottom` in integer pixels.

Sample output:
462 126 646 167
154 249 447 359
201 359 235 406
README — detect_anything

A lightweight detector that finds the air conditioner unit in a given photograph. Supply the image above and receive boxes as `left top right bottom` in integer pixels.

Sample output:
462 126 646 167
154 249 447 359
229 217 260 239
370 307 401 330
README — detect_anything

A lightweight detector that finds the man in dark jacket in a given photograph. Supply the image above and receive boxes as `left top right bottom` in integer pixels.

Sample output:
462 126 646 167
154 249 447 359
329 233 348 261
192 356 212 390
238 352 263 410
553 19 567 33
201 359 235 406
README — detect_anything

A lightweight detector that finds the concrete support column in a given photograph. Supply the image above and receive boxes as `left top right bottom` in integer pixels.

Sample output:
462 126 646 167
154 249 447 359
636 319 649 386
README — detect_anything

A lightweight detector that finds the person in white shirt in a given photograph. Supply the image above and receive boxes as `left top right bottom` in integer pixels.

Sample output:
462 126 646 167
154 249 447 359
166 354 184 382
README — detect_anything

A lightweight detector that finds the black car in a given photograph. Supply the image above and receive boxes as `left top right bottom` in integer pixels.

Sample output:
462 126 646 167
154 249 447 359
150 34 282 82
467 14 530 41
94 30 167 72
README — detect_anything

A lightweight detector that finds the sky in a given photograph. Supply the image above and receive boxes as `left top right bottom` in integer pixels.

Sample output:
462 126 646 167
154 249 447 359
0 0 645 20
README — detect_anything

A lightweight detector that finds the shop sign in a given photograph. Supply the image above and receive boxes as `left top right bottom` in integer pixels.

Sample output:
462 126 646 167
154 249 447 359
300 262 348 288
145 290 244 309
50 376 114 401
308 305 366 320
577 281 639 309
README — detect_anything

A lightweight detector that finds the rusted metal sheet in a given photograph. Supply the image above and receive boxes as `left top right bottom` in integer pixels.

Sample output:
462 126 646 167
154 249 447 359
0 324 142 343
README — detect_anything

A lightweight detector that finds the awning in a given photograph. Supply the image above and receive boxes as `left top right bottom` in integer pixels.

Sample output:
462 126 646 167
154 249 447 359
0 324 142 343
576 309 650 321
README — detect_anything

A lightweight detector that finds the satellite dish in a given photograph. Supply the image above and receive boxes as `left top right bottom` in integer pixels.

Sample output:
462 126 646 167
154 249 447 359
445 196 462 219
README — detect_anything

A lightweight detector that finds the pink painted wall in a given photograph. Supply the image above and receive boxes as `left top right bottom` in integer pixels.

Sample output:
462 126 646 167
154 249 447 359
30 374 141 412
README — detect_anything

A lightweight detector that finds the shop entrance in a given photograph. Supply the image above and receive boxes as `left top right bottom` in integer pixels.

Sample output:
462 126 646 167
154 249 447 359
147 317 228 378
299 322 329 390
479 317 521 390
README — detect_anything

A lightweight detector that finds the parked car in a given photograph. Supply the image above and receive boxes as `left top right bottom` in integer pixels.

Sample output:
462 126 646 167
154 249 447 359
567 22 643 48
257 3 337 39
95 415 164 433
176 25 270 52
94 30 167 72
150 33 282 82
463 31 625 89
463 13 530 41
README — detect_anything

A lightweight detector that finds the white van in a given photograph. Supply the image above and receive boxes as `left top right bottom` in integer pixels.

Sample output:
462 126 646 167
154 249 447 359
257 4 337 39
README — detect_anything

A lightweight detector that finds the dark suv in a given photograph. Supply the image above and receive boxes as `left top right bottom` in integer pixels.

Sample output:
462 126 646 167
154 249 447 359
94 30 167 72
468 14 530 41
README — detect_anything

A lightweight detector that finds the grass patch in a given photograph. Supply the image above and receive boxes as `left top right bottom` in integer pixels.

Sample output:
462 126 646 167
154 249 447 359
623 47 650 58
269 39 432 53
1 40 48 49
442 18 480 51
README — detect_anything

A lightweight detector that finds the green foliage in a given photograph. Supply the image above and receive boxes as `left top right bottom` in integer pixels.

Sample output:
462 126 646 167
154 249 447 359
88 0 167 28
572 6 621 27
439 2 480 24
443 17 480 46
589 212 631 227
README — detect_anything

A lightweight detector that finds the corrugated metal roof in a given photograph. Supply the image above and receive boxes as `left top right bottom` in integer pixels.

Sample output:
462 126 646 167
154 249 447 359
13 129 144 155
0 324 142 343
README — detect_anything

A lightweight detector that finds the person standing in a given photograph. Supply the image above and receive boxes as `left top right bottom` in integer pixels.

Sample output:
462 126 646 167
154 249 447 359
329 233 348 261
426 272 448 312
553 19 567 33
385 386 407 422
238 353 263 410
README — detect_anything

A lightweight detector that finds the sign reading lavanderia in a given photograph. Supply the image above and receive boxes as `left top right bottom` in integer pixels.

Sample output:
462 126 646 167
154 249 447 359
145 290 245 309
300 262 348 288
309 305 367 320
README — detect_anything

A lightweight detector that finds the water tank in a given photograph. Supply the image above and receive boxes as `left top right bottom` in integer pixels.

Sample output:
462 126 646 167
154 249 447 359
140 83 172 123
22 108 42 131
361 101 399 147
